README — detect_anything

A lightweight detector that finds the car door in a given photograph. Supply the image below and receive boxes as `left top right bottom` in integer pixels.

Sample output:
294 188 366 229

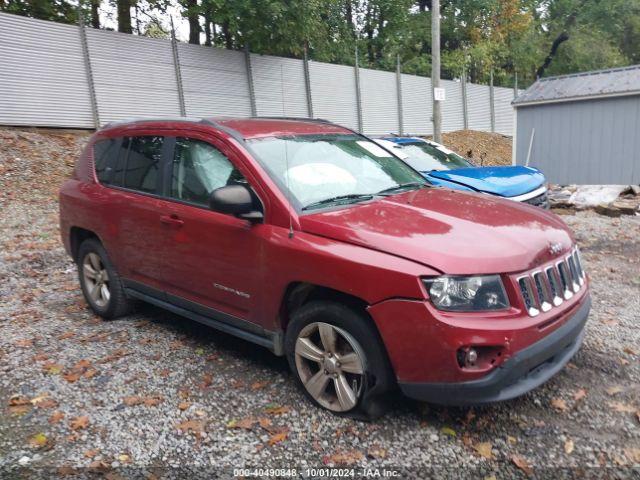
157 133 265 324
104 135 171 293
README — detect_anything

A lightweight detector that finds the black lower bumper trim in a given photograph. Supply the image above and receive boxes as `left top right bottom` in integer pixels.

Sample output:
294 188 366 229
400 294 591 406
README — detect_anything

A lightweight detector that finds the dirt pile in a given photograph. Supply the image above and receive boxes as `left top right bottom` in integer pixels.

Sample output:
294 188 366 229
438 130 513 166
0 128 90 205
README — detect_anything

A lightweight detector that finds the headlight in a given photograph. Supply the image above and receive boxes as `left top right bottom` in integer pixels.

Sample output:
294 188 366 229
423 275 509 312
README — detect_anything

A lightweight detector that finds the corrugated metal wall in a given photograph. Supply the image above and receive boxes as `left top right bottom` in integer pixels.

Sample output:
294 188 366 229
359 67 399 135
308 61 360 131
467 83 492 131
87 29 181 124
514 96 640 184
0 12 518 137
0 13 94 128
401 74 432 135
178 44 252 118
441 79 465 132
494 87 516 135
251 54 308 117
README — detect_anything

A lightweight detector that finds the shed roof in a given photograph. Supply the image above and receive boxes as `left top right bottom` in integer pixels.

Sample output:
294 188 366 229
513 64 640 107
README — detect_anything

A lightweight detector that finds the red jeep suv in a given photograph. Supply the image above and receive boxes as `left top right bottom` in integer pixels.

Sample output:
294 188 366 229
59 117 590 417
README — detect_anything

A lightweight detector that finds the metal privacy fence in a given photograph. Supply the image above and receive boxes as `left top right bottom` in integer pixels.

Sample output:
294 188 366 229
0 12 519 135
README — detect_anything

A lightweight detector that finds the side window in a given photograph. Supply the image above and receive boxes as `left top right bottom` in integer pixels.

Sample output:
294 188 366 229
93 138 118 184
123 136 164 194
110 137 130 187
170 138 245 206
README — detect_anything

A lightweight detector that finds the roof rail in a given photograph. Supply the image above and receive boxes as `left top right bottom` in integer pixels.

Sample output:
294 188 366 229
248 116 333 124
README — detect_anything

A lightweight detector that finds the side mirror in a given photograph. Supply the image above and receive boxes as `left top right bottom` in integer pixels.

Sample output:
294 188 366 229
209 184 263 222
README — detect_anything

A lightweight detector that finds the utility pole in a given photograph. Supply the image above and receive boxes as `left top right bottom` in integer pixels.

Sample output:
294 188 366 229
431 0 442 143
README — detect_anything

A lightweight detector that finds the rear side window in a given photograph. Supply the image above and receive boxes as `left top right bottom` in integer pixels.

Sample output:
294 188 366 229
93 138 118 184
123 136 164 194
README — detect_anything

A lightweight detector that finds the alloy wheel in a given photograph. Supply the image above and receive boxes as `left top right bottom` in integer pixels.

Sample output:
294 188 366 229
294 322 365 412
82 252 110 308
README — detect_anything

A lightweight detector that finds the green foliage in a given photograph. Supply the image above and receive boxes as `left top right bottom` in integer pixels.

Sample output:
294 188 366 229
4 0 640 88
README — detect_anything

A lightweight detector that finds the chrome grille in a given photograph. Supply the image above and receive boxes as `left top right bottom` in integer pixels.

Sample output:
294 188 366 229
517 247 586 317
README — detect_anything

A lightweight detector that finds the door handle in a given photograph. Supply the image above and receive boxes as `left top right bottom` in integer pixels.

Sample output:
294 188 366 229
159 214 184 227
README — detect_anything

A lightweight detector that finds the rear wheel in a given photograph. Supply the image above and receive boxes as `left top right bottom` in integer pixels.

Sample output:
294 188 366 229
77 239 131 319
285 301 394 418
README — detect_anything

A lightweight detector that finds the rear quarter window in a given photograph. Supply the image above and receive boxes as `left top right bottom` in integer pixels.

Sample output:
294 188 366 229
93 138 118 184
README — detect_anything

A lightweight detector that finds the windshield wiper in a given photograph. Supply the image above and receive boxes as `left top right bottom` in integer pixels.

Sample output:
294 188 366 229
302 193 374 211
376 182 427 196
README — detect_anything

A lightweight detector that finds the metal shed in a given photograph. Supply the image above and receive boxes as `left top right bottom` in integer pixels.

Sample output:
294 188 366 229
513 65 640 184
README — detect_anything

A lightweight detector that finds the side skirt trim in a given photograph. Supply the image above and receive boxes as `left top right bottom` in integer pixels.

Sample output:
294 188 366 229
124 285 284 355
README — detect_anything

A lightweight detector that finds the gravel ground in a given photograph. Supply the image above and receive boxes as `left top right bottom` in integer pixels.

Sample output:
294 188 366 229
0 129 639 478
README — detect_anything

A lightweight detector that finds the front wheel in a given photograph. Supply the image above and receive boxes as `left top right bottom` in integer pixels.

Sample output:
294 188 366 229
285 301 394 418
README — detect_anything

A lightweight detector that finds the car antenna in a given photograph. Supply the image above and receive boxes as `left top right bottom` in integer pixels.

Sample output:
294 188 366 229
280 64 294 239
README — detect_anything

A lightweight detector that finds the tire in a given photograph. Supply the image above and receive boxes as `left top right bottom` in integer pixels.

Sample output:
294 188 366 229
77 238 131 320
285 301 395 419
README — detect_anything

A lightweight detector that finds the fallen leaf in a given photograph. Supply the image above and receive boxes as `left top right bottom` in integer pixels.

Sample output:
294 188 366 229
606 386 624 396
87 460 110 472
474 442 493 459
264 405 291 415
227 417 256 430
573 389 587 402
117 454 131 463
32 397 58 409
58 331 75 340
507 436 518 445
511 454 533 476
601 318 618 326
123 396 143 407
551 398 568 412
42 362 64 375
63 372 81 383
323 449 364 465
636 410 640 424
9 395 30 406
49 411 64 424
14 338 34 348
268 429 289 446
69 416 89 430
440 426 456 437
251 381 268 390
176 419 206 435
623 347 638 356
625 448 640 463
84 449 99 459
608 402 636 413
564 439 575 454
178 402 191 411
28 433 49 449
366 445 387 459
258 418 274 432
143 396 163 407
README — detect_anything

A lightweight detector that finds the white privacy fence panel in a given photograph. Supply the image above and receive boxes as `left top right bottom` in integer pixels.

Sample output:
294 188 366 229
178 44 252 118
401 74 432 135
309 61 359 131
467 83 492 131
359 68 399 135
251 54 308 117
0 13 94 128
494 86 516 135
441 79 465 132
0 12 519 137
87 29 181 125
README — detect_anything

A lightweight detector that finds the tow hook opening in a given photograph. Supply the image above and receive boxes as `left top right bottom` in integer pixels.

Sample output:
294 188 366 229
457 346 504 371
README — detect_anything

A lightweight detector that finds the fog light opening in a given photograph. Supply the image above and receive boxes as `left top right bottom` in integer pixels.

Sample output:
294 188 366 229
457 347 478 368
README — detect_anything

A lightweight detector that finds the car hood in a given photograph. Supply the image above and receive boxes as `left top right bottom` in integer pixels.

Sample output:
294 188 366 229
427 166 545 198
299 188 573 275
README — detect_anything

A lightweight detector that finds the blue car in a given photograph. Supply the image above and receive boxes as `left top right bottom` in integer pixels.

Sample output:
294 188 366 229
376 137 549 208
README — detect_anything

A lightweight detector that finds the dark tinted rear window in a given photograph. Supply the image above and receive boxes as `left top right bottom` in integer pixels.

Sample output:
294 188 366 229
122 136 164 193
110 138 130 187
93 138 118 184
